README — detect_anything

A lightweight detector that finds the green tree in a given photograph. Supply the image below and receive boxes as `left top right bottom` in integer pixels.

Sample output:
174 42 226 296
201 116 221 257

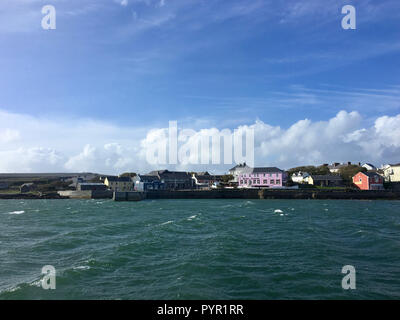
120 172 137 178
339 165 367 185
287 165 330 176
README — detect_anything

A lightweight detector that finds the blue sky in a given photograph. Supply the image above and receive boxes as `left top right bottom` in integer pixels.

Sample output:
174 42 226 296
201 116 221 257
0 0 399 173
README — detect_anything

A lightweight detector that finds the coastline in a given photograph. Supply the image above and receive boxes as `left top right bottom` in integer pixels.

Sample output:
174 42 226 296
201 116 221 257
2 189 400 200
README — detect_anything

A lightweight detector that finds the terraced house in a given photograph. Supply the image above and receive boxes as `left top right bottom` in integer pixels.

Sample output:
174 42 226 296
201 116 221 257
104 176 133 192
238 167 287 188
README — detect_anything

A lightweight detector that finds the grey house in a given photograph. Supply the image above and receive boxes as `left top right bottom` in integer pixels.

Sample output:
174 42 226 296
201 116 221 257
146 170 194 190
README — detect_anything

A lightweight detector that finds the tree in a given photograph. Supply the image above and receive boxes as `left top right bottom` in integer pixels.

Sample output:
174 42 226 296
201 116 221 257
287 165 330 176
339 165 367 185
120 172 137 178
221 174 234 183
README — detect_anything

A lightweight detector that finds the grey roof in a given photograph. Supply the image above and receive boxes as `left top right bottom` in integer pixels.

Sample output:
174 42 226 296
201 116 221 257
139 175 161 182
229 163 249 171
78 183 106 186
195 175 224 181
310 175 343 181
106 176 131 182
21 183 34 187
147 170 192 179
363 163 376 167
361 172 382 178
328 163 349 169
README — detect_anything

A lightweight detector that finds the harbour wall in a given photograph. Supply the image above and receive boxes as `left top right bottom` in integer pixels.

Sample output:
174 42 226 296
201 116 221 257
57 190 113 199
113 191 146 201
143 189 400 200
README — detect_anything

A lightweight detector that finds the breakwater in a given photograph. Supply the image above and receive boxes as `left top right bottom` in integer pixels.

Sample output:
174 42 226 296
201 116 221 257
0 192 68 200
114 189 400 201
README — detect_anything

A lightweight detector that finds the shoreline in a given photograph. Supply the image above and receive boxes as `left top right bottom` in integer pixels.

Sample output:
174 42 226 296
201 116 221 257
2 189 400 200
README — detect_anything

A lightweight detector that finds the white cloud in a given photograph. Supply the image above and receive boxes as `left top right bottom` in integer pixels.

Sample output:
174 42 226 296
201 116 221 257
0 129 20 143
0 109 400 174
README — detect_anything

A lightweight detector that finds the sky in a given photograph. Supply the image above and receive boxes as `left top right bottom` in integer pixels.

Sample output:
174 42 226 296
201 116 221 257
0 0 399 174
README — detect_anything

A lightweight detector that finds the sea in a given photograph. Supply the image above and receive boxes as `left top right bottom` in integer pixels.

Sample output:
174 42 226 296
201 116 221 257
0 199 399 300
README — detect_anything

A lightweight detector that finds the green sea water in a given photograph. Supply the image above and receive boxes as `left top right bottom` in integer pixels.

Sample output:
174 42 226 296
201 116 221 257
0 199 399 300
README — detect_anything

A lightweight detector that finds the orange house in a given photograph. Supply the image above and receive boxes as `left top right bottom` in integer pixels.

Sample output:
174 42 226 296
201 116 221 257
353 172 384 190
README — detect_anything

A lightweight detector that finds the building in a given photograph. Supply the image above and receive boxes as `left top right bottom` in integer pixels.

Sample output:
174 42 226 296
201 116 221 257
133 175 165 191
228 163 252 182
104 176 133 191
20 183 35 193
362 163 377 171
307 175 343 187
77 183 108 191
192 172 224 189
328 162 360 173
238 167 287 188
352 172 384 190
146 170 194 190
291 171 310 184
0 182 9 190
382 163 400 182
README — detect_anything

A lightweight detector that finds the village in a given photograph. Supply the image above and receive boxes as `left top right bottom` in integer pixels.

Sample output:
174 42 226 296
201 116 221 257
0 161 400 200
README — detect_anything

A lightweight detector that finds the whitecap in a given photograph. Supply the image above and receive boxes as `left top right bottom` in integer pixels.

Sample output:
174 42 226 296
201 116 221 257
9 210 25 215
187 215 197 220
160 220 173 225
73 266 90 270
29 279 42 287
274 209 283 213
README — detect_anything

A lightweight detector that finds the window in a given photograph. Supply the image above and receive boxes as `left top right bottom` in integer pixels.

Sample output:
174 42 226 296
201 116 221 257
240 180 243 184
270 179 275 184
276 179 280 185
263 180 267 184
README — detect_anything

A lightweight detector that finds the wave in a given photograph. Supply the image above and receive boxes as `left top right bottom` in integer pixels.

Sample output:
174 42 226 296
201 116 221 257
9 210 25 215
160 220 173 226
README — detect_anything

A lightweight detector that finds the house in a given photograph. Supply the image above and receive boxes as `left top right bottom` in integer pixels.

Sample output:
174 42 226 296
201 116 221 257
307 175 343 187
328 162 360 173
352 172 384 190
104 176 133 191
228 163 252 182
77 183 108 191
291 171 310 184
0 182 9 190
20 183 35 193
192 172 224 189
382 163 400 182
362 163 377 171
146 170 194 190
133 175 165 191
238 167 287 188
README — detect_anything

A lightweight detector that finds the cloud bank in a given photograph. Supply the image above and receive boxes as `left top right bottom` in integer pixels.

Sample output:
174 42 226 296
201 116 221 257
0 109 399 174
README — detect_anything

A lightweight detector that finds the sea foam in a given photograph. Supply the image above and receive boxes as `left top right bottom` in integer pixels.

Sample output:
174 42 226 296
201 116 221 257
9 211 25 215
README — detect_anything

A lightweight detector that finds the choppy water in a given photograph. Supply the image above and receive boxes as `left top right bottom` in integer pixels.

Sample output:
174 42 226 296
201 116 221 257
0 199 399 300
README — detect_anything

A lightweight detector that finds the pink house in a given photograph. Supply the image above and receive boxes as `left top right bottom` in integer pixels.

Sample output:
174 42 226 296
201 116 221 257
238 167 287 188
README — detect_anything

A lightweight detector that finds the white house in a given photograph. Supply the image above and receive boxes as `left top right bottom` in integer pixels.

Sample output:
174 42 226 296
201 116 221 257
291 171 310 184
362 163 377 171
